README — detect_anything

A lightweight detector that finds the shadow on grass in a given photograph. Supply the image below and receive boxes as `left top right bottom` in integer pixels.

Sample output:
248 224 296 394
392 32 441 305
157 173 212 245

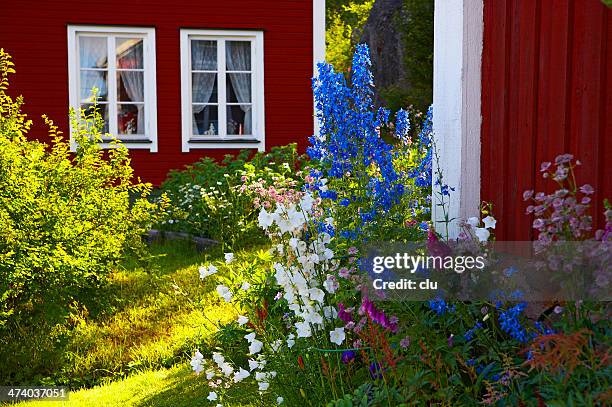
0 239 226 388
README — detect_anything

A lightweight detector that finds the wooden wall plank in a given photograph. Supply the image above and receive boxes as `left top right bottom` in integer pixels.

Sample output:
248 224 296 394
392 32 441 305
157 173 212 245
482 0 611 239
0 0 315 185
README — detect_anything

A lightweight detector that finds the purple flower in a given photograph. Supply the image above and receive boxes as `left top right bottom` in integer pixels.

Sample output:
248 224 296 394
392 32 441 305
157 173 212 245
341 350 356 364
553 166 569 181
552 198 564 209
369 362 383 379
523 190 534 201
533 218 545 230
540 162 552 172
337 303 353 323
579 184 594 195
360 296 398 332
400 336 411 349
555 153 573 165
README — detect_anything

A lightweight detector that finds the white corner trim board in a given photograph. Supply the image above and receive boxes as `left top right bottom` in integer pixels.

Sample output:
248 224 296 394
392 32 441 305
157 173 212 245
313 0 326 136
432 0 483 239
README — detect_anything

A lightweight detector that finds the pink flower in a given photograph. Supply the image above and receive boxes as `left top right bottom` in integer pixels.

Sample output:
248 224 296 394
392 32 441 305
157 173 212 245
540 162 552 172
553 166 568 181
338 267 350 278
533 218 545 230
523 190 534 201
579 184 594 195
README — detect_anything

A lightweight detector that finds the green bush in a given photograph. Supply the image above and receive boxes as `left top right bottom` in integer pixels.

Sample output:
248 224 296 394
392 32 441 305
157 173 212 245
0 49 163 331
157 144 305 247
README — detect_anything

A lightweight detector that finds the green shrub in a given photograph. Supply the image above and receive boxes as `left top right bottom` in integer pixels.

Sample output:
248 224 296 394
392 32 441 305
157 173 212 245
157 144 305 247
0 49 163 331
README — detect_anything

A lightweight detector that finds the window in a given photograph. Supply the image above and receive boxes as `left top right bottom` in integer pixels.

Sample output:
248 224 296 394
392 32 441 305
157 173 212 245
68 26 157 151
180 30 265 152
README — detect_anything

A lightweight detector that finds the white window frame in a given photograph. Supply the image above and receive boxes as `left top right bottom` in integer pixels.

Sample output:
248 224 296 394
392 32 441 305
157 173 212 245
67 25 158 152
180 29 265 152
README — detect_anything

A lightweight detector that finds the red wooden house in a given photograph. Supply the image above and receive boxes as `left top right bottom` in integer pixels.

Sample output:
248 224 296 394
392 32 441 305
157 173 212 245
2 0 609 241
433 0 610 240
0 0 325 184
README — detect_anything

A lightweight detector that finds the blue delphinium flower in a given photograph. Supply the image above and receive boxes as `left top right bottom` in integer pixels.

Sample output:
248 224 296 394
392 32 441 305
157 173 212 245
309 44 412 238
428 297 455 316
498 302 529 343
534 321 555 335
503 266 519 277
395 109 410 142
464 322 483 341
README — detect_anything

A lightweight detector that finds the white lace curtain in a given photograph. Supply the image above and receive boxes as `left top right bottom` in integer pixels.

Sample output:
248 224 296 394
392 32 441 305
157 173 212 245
226 41 252 134
191 41 217 134
79 37 108 102
119 41 144 134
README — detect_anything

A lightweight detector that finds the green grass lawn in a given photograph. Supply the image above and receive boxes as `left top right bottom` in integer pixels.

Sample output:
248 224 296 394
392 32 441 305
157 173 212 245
3 239 267 406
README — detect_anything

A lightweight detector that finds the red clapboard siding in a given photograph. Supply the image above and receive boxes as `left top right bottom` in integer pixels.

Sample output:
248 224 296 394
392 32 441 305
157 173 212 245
481 0 612 240
0 0 314 185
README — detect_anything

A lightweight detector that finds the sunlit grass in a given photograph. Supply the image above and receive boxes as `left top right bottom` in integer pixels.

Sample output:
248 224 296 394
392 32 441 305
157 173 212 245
10 239 270 406
19 363 260 407
2 239 261 387
61 240 235 384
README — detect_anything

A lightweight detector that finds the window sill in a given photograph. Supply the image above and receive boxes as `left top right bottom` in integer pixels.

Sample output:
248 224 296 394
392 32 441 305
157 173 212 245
101 138 152 144
183 138 264 152
188 138 260 144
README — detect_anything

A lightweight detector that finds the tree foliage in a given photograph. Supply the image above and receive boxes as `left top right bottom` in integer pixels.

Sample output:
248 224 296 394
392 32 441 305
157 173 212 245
0 49 165 330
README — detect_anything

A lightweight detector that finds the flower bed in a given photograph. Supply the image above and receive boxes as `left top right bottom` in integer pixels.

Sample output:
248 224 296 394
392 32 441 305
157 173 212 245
183 45 611 405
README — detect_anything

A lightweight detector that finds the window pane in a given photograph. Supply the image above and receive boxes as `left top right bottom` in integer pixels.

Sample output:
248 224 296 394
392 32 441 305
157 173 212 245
227 73 251 103
81 103 109 133
80 70 108 102
226 41 251 71
116 38 143 69
227 105 252 135
118 71 144 102
118 104 145 135
79 36 108 69
192 73 217 103
191 40 217 70
193 105 218 135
